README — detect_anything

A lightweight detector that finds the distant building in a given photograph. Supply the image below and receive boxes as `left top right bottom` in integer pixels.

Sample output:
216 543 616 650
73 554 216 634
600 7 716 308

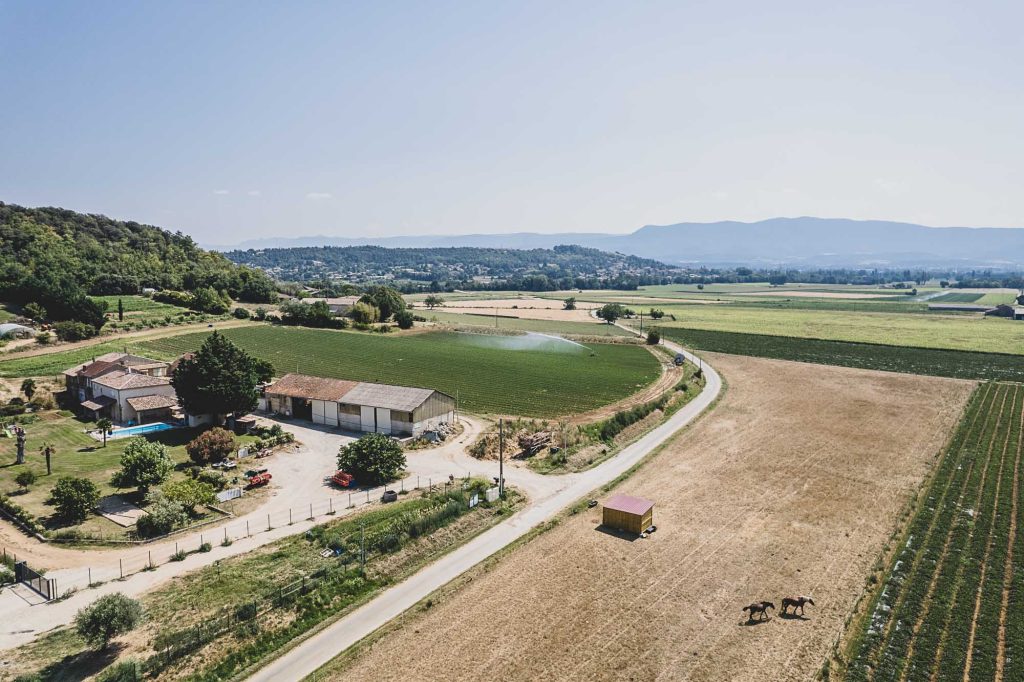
264 372 455 437
63 353 178 424
302 296 360 315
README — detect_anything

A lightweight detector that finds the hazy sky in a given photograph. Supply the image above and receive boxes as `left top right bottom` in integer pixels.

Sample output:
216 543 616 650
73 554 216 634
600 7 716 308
2 1 1022 244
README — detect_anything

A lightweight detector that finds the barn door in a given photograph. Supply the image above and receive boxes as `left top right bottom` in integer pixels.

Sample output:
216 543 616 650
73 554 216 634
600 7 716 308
375 408 392 434
360 406 375 432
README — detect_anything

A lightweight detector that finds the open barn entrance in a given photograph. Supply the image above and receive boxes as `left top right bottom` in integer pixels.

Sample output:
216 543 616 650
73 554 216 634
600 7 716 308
291 397 313 421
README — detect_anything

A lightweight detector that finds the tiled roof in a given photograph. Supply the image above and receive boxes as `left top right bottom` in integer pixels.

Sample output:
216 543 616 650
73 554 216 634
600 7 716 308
340 382 437 412
80 395 116 411
80 360 121 379
92 371 171 390
267 373 359 401
604 494 654 516
126 394 179 411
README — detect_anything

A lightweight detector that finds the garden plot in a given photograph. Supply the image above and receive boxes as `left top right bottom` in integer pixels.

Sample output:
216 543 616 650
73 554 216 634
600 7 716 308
318 354 973 682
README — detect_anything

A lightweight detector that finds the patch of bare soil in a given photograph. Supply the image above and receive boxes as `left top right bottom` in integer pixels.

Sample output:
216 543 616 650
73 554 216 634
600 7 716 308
322 354 975 682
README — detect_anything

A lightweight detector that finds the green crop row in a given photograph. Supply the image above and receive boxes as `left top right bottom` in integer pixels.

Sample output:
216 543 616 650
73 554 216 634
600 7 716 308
841 383 1024 681
658 328 1024 382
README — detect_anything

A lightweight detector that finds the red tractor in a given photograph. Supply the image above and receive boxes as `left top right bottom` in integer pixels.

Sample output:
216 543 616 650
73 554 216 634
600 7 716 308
246 471 272 488
331 471 355 488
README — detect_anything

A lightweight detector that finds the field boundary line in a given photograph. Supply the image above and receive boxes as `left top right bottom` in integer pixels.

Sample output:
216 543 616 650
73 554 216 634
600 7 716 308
898 385 1009 682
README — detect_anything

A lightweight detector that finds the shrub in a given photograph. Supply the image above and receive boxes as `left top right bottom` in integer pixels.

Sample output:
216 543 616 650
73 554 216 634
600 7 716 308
199 542 212 552
186 428 236 465
53 321 97 341
97 659 143 682
136 492 187 538
394 309 414 329
49 477 100 524
161 478 215 514
253 307 268 321
34 332 51 345
0 494 44 534
74 593 143 649
111 439 173 492
15 470 37 489
197 469 228 491
646 328 661 345
232 307 251 319
349 301 380 325
337 433 406 486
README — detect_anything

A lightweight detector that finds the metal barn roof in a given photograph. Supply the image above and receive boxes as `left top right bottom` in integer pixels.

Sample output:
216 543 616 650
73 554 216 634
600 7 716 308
340 383 438 412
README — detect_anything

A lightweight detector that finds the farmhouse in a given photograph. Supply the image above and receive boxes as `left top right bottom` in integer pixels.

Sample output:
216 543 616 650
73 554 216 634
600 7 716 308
264 372 455 437
602 494 654 536
64 352 178 424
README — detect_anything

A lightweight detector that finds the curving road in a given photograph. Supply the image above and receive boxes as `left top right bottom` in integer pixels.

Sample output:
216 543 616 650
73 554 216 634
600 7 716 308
247 332 722 682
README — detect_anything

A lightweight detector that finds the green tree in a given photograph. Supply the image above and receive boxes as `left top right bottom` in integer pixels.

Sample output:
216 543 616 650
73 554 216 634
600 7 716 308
190 286 231 314
137 491 187 537
337 433 406 486
349 301 380 325
232 307 251 319
646 328 661 345
74 593 143 649
360 285 406 321
49 476 100 524
563 297 577 310
96 417 113 447
15 470 37 489
20 378 36 400
54 320 98 341
185 427 236 465
161 478 215 514
111 438 173 493
22 302 46 321
394 309 414 329
596 303 627 324
423 294 444 309
172 332 270 420
253 307 268 321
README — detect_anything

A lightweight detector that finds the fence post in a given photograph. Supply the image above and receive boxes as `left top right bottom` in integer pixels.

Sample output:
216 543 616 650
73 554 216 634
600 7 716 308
88 567 92 586
329 498 333 514
348 492 352 508
401 478 404 492
148 550 153 569
289 509 293 525
224 527 228 543
309 503 313 520
267 514 271 531
247 520 250 537
366 489 370 503
417 476 420 489
175 542 178 556
120 558 123 579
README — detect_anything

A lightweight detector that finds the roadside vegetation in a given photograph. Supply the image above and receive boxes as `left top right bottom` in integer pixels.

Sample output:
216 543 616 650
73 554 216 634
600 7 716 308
5 482 523 682
834 382 1024 680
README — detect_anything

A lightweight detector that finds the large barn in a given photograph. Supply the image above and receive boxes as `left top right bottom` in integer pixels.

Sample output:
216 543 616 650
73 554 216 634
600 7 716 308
264 373 456 437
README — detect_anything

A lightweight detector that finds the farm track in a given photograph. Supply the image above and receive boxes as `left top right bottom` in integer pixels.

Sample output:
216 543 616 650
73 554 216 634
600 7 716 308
842 382 1024 682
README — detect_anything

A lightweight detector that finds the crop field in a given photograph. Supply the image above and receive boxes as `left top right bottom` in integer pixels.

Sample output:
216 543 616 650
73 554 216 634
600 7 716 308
424 309 630 336
657 328 1024 382
315 355 974 682
134 326 659 417
90 295 186 314
839 382 1023 681
635 305 1024 354
930 292 985 303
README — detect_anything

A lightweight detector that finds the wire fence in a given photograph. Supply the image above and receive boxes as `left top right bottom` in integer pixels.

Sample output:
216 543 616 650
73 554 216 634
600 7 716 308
25 474 475 599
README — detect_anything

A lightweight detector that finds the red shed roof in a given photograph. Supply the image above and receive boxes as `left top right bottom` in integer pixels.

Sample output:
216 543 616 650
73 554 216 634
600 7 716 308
604 494 654 516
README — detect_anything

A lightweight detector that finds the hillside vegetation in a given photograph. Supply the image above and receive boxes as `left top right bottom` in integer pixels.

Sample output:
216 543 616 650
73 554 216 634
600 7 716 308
0 202 276 328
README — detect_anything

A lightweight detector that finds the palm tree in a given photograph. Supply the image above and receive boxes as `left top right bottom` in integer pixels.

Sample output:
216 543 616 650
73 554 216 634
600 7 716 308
20 378 36 400
97 418 113 447
40 442 55 475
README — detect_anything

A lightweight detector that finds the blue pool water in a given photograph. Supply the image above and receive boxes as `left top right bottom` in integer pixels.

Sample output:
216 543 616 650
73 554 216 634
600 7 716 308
110 422 176 438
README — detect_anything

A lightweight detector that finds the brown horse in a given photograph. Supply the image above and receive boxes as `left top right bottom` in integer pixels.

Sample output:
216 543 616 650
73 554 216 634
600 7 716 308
742 601 775 621
780 595 814 616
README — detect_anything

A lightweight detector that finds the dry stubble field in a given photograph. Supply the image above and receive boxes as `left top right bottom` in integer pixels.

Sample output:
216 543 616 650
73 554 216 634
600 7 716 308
321 354 975 682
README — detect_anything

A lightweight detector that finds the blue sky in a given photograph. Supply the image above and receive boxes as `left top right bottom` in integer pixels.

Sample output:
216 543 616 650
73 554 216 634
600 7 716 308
2 1 1022 244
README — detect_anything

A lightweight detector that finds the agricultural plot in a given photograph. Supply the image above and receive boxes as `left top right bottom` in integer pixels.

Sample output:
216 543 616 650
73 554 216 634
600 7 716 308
929 292 985 303
839 381 1024 681
314 355 974 682
135 327 659 417
424 310 630 336
657 328 1024 382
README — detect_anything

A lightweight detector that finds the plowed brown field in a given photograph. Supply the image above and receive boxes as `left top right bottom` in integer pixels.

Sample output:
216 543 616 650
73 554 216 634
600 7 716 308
322 354 974 682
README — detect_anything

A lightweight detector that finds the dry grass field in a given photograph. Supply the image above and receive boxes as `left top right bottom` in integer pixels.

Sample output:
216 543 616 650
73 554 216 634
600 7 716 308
320 354 975 682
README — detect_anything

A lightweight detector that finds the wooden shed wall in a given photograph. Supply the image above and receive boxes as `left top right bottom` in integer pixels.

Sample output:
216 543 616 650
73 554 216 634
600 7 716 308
602 507 653 535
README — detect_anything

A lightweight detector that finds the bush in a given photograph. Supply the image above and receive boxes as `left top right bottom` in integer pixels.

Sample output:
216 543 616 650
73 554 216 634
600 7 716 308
136 492 187 538
53 321 97 342
15 470 37 489
646 328 661 345
199 542 212 553
49 477 100 524
186 428 236 465
96 658 143 682
197 469 228 491
74 593 143 649
111 438 173 492
34 332 51 345
232 307 251 319
0 494 44 534
161 478 215 514
337 433 406 486
253 307 268 321
394 309 414 329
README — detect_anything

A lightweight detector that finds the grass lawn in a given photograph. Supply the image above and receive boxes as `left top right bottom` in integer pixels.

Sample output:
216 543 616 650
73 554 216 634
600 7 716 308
132 327 659 417
636 304 1024 354
0 411 256 533
423 309 631 336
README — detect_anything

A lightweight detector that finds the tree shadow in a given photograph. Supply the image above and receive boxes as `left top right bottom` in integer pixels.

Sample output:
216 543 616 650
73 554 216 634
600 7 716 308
39 642 126 682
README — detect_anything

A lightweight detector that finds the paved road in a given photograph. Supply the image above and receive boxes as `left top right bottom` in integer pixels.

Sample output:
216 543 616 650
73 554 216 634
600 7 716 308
247 334 721 682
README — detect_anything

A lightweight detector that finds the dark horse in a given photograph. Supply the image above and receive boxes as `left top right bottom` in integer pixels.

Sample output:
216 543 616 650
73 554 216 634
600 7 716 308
742 601 775 621
780 595 814 616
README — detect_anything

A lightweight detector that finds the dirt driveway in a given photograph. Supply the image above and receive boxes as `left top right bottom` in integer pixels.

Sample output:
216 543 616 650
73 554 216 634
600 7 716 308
321 354 975 682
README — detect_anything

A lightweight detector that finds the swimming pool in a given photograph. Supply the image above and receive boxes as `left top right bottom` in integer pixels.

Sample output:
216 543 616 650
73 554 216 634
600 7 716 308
109 422 177 439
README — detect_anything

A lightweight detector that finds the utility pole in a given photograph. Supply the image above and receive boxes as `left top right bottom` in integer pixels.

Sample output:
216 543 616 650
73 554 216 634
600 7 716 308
498 418 505 497
639 310 644 332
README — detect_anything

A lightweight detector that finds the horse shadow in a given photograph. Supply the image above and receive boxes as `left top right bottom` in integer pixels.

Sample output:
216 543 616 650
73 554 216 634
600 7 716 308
779 612 810 621
739 616 771 627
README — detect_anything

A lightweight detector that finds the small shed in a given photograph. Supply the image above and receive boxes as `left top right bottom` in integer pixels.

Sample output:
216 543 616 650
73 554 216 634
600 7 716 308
602 494 654 535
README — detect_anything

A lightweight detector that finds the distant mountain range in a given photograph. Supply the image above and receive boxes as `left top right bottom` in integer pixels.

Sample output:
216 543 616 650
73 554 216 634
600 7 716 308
207 217 1024 269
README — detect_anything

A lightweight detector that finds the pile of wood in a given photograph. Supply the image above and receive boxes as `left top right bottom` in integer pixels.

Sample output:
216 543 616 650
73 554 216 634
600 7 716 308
518 431 551 457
